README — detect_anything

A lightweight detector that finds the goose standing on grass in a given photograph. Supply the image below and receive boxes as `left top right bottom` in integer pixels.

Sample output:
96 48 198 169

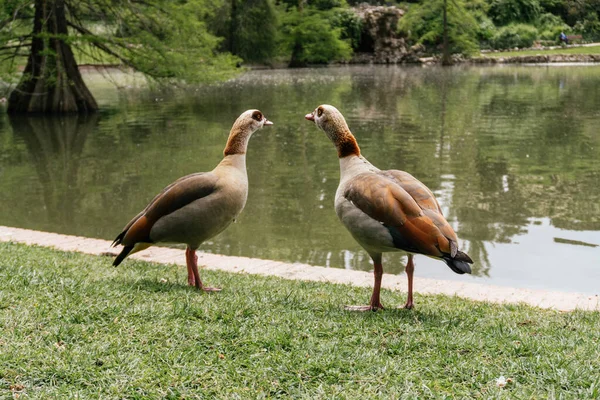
112 110 273 291
305 105 472 310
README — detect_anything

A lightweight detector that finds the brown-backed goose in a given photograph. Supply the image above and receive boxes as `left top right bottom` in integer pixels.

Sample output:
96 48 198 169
305 105 472 310
112 109 273 291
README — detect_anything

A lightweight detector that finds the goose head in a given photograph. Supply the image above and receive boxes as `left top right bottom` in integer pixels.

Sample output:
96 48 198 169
305 104 360 158
224 109 273 156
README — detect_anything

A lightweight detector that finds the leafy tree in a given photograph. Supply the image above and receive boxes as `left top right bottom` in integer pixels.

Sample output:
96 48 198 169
487 0 542 26
399 0 485 64
0 0 239 113
278 3 352 67
332 8 363 51
574 12 600 40
210 0 278 63
563 0 600 26
536 12 570 41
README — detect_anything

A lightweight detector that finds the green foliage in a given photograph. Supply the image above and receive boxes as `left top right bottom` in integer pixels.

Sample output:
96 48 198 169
536 12 570 41
232 0 278 63
209 0 278 64
537 11 565 28
574 13 600 41
399 0 481 56
538 0 568 19
332 8 363 50
478 15 498 43
539 25 570 41
488 0 542 25
0 0 241 85
563 0 600 26
491 23 538 49
278 6 353 65
311 0 348 10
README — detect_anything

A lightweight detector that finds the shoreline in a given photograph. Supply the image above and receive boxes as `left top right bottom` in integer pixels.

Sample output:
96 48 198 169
1 225 598 311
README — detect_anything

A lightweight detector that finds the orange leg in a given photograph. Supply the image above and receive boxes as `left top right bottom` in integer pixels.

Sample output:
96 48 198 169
404 255 415 309
345 256 384 312
185 247 221 292
185 248 196 286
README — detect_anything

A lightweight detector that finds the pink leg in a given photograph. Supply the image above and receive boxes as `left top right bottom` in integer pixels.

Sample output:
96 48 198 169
185 247 221 292
404 255 415 309
345 255 384 312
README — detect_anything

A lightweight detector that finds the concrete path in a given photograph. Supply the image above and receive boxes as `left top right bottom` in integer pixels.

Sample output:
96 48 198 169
1 225 598 311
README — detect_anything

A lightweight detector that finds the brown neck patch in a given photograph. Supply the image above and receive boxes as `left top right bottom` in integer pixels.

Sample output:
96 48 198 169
337 131 361 158
223 132 247 156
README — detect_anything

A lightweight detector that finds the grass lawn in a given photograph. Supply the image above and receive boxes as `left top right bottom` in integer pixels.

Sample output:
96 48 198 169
1 242 599 399
483 44 600 58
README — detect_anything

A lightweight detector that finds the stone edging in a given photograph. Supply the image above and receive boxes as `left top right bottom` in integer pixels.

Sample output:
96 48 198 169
0 225 598 311
469 54 600 64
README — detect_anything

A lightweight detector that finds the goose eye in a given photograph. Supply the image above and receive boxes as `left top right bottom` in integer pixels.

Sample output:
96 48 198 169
252 111 262 121
317 108 323 117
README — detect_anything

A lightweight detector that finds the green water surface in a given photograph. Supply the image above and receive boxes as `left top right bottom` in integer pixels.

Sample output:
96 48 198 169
1 65 599 293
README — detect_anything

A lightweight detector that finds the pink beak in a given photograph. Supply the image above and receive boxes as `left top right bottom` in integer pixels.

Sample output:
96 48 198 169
305 113 314 121
263 119 273 126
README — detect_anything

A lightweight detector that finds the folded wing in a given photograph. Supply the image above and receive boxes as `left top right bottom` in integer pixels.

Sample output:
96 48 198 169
343 170 468 264
112 172 219 248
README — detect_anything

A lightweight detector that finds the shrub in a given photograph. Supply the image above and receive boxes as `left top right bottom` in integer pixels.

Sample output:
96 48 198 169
539 25 571 41
332 8 363 50
478 15 498 48
536 12 570 43
536 12 564 29
398 0 480 56
491 23 538 49
574 13 600 42
488 0 542 25
278 7 353 65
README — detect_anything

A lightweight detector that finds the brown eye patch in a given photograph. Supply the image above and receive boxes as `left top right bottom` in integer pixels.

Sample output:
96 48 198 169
252 111 263 121
317 107 323 117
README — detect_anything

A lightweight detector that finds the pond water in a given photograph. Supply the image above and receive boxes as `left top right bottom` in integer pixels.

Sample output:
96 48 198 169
1 65 599 294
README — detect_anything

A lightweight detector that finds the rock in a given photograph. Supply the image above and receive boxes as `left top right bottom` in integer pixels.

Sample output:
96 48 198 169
351 5 420 64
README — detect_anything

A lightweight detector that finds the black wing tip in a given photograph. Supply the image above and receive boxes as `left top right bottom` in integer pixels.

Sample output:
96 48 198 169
443 252 473 275
113 246 133 267
455 250 474 264
111 231 126 248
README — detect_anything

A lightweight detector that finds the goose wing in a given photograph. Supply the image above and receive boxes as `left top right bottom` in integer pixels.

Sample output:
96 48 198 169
112 172 219 248
343 170 459 259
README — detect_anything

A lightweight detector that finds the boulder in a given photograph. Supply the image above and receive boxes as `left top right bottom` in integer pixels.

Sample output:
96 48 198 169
351 5 422 64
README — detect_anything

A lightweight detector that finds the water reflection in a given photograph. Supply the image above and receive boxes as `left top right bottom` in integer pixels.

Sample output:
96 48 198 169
0 66 599 293
4 114 98 232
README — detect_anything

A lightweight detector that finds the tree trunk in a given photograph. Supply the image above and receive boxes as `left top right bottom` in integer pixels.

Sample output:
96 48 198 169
7 0 98 113
288 0 306 68
441 0 452 66
229 0 238 54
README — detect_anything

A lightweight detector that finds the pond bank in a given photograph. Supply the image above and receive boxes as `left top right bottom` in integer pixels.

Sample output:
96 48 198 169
1 225 598 311
468 53 600 64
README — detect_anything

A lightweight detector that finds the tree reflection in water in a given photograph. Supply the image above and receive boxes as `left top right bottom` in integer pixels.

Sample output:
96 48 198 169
6 114 98 233
0 66 599 291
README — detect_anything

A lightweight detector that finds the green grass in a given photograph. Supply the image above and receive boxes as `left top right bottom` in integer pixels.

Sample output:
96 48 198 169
1 242 599 399
483 44 600 58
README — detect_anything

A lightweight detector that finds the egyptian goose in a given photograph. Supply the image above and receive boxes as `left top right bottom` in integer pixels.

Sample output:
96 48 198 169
112 109 273 291
305 105 472 310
